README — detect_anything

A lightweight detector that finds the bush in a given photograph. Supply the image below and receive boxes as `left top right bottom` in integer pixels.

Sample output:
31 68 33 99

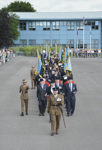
18 47 25 52
9 46 65 56
9 47 19 51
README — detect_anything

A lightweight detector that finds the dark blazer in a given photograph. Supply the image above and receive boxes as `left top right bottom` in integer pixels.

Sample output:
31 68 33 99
46 86 54 96
37 83 48 100
63 83 77 101
35 74 41 86
55 83 63 94
54 73 61 80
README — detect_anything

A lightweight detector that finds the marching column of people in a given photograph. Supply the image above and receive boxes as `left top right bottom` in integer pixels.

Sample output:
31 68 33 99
19 50 77 136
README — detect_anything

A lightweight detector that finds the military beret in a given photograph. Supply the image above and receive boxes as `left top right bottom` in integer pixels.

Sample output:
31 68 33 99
22 79 27 83
39 78 43 82
51 80 55 83
32 66 35 68
68 77 72 80
53 87 58 91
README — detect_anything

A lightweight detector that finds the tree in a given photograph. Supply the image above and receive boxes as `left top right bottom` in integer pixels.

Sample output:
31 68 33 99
7 1 36 12
10 13 20 41
0 7 20 48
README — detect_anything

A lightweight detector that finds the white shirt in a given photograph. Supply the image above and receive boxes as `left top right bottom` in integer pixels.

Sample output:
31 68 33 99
51 87 54 94
69 83 72 91
56 83 59 87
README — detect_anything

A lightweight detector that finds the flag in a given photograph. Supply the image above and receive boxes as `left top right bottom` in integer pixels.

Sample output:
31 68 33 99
59 45 61 61
54 44 57 54
40 47 44 67
36 50 44 77
56 44 57 54
46 43 48 59
66 56 72 76
67 46 70 56
83 16 85 25
64 47 68 62
61 45 63 61
64 62 67 73
48 46 50 61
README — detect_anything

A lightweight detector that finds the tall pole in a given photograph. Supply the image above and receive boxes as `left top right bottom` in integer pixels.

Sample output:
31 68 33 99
90 27 91 50
77 28 78 50
83 16 85 50
83 24 84 50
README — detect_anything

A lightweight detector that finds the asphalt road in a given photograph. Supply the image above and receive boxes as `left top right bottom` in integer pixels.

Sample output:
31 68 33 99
0 56 102 150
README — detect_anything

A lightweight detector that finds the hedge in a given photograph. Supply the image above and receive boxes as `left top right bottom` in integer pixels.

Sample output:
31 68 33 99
9 46 65 56
9 46 65 52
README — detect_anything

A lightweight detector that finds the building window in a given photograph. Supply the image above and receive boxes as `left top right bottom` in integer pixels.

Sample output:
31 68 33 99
91 39 98 49
60 21 67 26
67 40 74 48
91 21 99 30
19 21 26 30
36 22 40 26
76 21 83 30
43 22 50 30
76 40 91 49
52 21 59 30
29 22 36 30
20 40 27 47
85 21 91 25
67 21 74 30
43 40 51 47
52 40 60 47
29 40 36 46
76 40 83 48
84 21 99 30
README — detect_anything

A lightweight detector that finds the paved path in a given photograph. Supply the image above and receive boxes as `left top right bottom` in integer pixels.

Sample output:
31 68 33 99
0 56 102 150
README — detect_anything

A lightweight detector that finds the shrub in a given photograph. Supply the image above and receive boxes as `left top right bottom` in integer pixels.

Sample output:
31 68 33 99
9 46 65 56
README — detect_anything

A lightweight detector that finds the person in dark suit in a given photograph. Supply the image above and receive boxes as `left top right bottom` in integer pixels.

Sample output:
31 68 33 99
54 70 61 80
63 77 77 116
49 70 55 81
68 77 77 116
55 77 63 94
47 80 55 96
35 74 41 86
37 78 48 116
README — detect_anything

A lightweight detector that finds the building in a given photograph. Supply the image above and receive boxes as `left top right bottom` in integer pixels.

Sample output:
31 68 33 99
13 12 102 49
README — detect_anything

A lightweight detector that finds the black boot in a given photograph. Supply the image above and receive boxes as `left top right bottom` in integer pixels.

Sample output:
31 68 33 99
21 112 24 116
39 113 41 116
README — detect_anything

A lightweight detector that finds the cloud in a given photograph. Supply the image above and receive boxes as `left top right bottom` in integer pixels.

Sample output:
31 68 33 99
0 0 102 12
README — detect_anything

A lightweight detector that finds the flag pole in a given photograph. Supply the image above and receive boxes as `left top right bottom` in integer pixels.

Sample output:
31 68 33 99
90 27 91 51
77 28 78 50
83 24 84 50
83 16 85 50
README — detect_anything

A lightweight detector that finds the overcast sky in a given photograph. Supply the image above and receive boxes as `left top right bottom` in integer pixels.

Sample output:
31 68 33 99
0 0 102 12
